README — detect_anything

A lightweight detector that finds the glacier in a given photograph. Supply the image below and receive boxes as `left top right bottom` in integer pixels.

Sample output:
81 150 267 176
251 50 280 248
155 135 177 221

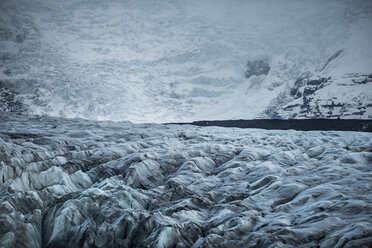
0 112 371 247
1 0 372 247
1 0 372 122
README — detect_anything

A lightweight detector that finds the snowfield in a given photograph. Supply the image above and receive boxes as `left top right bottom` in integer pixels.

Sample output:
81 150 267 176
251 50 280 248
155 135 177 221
0 113 371 247
1 0 372 122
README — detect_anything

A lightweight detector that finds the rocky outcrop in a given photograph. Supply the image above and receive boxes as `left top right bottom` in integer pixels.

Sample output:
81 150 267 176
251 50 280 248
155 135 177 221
244 58 270 79
265 73 372 119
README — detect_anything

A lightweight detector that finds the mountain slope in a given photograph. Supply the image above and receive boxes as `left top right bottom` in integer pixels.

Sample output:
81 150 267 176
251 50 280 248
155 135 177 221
1 0 371 122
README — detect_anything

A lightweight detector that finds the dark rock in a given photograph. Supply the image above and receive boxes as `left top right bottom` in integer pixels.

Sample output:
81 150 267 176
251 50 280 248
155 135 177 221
244 58 270 78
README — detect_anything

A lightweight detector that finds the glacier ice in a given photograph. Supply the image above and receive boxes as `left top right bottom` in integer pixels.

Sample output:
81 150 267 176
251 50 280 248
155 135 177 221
0 112 371 247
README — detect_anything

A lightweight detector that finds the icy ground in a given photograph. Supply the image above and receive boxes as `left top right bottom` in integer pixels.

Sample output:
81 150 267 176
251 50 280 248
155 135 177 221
0 112 371 247
1 0 372 122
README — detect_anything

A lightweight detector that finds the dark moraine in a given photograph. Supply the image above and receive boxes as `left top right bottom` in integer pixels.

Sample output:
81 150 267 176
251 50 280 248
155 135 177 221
167 119 372 132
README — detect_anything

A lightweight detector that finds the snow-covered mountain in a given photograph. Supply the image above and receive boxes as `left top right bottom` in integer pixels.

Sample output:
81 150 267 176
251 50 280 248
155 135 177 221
1 0 371 122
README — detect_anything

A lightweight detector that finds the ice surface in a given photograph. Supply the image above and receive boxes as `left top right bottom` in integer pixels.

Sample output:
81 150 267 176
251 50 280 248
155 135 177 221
0 112 371 247
0 0 371 122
